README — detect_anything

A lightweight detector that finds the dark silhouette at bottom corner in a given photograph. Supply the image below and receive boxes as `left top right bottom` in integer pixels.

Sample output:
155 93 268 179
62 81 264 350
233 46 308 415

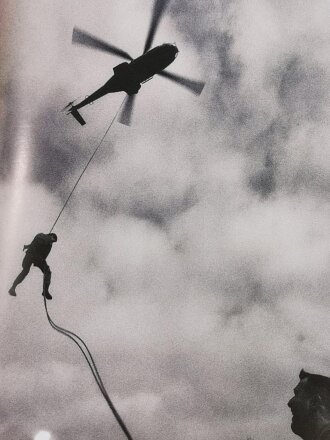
288 369 330 440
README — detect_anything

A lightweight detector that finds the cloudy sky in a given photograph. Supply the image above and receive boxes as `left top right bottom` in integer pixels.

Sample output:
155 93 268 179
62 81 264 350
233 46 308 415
1 0 330 439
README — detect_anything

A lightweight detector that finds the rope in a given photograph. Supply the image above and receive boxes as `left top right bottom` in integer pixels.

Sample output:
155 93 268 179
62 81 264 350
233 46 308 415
49 97 127 233
43 295 134 440
46 98 135 438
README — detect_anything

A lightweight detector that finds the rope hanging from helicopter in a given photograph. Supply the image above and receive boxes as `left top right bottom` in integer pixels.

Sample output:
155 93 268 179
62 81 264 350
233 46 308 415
49 96 126 233
46 97 135 439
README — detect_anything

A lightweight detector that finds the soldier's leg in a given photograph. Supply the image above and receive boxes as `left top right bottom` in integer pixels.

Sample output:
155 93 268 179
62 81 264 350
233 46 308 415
35 260 52 299
9 255 33 295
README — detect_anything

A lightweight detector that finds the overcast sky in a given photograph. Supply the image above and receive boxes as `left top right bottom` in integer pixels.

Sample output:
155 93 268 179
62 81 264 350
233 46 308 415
1 0 330 439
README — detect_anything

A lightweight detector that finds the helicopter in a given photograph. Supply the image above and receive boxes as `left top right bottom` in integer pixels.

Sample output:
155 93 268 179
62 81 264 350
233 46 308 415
64 0 205 126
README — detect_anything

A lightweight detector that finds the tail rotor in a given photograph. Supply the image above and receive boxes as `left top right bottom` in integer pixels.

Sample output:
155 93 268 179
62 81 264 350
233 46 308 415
63 101 86 126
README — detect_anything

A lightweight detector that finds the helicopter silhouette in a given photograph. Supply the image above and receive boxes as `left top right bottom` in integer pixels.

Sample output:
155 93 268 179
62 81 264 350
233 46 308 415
64 0 205 126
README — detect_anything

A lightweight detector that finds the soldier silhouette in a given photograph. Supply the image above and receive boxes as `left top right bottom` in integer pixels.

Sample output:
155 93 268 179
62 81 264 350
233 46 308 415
288 369 330 440
8 233 57 300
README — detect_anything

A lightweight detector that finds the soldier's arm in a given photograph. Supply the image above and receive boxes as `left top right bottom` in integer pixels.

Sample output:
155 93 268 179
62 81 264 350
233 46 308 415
23 233 43 251
43 234 54 245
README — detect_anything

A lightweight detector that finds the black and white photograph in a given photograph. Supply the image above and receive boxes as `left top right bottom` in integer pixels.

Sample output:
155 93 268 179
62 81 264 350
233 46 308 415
1 1 330 439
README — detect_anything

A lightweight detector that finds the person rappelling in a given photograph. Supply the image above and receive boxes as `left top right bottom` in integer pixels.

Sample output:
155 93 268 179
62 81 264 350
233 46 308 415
8 233 57 300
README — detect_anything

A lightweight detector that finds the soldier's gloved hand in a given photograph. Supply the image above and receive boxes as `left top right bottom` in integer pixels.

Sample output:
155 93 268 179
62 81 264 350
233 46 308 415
23 245 28 251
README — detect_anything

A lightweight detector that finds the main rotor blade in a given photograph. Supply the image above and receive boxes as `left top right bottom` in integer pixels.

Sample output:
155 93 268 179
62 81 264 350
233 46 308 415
118 95 136 126
72 27 133 61
143 0 171 53
157 70 205 95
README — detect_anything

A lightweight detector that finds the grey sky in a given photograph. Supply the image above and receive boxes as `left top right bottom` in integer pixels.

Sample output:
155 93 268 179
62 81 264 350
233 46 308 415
1 1 330 439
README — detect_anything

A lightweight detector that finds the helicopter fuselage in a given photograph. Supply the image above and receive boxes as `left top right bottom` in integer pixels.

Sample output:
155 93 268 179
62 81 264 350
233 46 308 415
74 43 178 110
129 43 178 83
